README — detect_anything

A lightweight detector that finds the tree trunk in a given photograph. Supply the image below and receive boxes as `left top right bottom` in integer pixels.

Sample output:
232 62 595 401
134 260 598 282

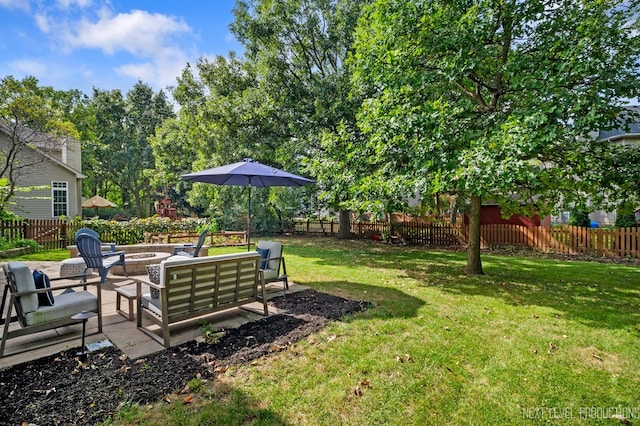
465 195 484 275
337 209 352 239
449 195 458 225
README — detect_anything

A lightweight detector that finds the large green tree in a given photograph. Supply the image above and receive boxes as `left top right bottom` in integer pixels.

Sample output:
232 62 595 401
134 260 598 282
231 0 371 237
154 1 370 233
89 81 174 217
352 0 640 274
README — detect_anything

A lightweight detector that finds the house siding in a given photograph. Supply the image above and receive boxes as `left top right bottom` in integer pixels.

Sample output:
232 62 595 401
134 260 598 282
1 132 83 219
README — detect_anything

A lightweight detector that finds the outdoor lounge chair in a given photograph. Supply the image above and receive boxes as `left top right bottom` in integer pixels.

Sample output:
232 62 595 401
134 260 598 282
256 240 289 296
173 229 208 258
0 262 102 357
76 233 127 283
74 228 116 252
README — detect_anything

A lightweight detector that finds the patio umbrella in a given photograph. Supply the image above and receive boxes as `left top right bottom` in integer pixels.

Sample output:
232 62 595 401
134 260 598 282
82 194 117 209
181 158 315 250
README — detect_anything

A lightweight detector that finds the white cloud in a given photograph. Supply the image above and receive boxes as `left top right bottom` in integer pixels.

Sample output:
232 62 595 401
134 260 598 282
63 9 191 57
34 13 51 32
56 0 93 9
9 58 48 76
115 47 189 89
0 0 30 11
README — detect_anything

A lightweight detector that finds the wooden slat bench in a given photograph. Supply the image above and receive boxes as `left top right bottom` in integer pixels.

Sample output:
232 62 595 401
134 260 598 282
136 252 268 347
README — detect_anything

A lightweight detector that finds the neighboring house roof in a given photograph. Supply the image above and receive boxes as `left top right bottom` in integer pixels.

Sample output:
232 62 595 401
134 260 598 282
598 106 640 141
0 120 85 179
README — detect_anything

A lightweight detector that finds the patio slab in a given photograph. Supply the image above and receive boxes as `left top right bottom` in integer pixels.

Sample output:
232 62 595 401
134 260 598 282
0 260 306 369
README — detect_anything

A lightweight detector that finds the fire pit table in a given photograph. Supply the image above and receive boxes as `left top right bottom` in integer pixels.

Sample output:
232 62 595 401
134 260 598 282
112 252 172 276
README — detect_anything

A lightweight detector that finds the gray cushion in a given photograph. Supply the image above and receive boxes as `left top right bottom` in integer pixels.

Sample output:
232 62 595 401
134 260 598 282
256 241 282 270
8 262 39 313
24 290 97 326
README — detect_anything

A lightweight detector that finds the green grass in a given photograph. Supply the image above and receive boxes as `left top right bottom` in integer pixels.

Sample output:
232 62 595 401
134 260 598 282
7 238 640 425
4 248 69 262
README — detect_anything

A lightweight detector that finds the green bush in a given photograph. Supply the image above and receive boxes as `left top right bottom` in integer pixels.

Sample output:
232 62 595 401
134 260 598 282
569 208 591 227
0 237 42 251
69 217 218 245
615 202 638 228
615 212 638 228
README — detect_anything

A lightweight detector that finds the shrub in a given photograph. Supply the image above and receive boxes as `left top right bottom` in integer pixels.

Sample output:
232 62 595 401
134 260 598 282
69 217 218 245
569 208 590 227
615 202 638 228
0 237 42 251
615 212 638 228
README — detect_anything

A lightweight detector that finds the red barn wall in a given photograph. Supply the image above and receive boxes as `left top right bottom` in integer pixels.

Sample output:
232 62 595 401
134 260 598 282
464 205 541 226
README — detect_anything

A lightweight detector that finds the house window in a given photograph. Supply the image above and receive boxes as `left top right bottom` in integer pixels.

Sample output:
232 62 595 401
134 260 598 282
52 181 68 217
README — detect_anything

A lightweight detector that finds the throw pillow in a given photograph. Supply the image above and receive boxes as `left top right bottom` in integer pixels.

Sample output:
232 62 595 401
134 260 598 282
32 269 55 306
146 264 161 299
256 247 270 269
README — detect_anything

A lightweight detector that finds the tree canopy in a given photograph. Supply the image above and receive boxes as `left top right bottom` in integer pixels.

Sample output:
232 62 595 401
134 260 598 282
351 0 640 273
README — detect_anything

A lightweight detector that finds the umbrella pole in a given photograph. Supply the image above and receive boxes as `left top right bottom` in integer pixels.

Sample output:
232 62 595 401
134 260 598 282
247 184 251 251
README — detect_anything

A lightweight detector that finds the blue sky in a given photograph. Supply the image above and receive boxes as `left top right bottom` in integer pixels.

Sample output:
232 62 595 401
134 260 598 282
0 0 243 95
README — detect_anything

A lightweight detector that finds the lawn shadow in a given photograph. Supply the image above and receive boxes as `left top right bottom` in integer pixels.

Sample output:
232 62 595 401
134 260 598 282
409 254 640 331
285 237 640 331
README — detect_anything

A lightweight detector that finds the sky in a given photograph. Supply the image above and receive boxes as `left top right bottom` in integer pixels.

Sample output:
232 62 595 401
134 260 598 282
0 0 243 96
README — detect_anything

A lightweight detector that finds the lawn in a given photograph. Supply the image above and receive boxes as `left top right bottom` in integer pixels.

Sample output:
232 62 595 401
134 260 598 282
12 237 640 425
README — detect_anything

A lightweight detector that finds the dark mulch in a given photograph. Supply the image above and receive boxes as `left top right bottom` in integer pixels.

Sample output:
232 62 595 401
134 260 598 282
0 290 370 426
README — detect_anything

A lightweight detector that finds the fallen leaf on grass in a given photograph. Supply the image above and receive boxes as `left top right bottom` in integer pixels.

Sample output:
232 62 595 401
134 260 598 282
271 344 287 352
353 386 363 397
360 379 371 388
395 354 413 363
182 394 194 404
162 395 172 404
327 334 337 342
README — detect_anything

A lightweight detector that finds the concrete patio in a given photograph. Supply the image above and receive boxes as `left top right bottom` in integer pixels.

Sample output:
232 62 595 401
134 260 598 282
0 260 304 369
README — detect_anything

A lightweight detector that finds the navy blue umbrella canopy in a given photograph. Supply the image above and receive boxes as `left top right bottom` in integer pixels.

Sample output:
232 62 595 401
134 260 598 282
181 158 315 249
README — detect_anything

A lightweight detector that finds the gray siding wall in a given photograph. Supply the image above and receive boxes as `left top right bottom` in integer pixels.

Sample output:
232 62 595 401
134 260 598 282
1 134 83 219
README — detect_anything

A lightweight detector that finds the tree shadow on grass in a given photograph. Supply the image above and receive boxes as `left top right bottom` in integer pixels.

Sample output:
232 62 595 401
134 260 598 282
409 255 640 331
286 237 640 331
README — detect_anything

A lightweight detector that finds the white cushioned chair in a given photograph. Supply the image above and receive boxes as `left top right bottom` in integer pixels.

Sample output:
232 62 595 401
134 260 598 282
256 240 289 296
1 262 102 357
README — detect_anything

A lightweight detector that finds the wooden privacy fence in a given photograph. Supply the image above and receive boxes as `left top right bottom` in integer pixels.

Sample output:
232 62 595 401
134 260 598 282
477 224 639 259
2 218 639 259
1 219 69 250
294 219 640 259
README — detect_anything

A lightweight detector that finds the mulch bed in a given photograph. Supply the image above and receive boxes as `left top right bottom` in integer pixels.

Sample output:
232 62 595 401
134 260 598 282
0 290 370 426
